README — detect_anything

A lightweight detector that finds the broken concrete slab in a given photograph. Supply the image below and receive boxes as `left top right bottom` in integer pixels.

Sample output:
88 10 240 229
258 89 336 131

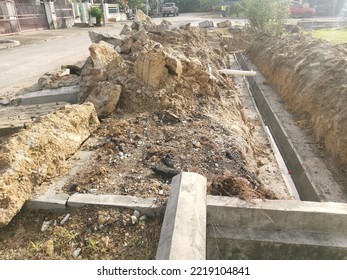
165 53 182 77
152 24 171 34
79 42 124 103
0 103 99 227
134 49 168 88
88 31 123 48
89 41 122 69
37 68 79 90
85 82 121 118
217 20 232 28
120 24 133 36
156 172 207 260
16 85 79 106
199 20 214 28
131 29 148 42
134 9 155 28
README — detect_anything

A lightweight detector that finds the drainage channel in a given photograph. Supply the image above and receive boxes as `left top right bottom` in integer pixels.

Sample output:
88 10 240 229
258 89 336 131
234 52 319 202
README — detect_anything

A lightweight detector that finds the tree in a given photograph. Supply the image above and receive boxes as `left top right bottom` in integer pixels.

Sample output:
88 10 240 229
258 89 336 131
174 0 199 13
242 0 290 34
197 0 222 12
128 0 143 9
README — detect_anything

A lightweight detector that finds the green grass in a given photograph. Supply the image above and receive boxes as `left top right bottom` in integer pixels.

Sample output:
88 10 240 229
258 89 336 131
312 28 347 44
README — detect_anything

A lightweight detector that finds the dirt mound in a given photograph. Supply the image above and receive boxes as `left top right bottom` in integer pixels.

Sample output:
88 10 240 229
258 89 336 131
56 24 290 202
0 103 99 227
249 33 347 166
209 171 278 200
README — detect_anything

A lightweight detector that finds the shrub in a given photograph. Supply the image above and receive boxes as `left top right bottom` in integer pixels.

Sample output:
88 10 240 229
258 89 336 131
242 0 290 34
89 6 103 25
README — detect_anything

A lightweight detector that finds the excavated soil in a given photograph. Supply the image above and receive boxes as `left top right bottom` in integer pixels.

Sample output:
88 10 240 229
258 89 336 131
249 32 347 167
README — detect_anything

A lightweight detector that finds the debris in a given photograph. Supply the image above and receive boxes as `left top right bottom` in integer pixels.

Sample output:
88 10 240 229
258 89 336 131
131 215 138 224
219 69 256 76
309 62 320 67
151 164 180 178
217 20 232 28
60 213 71 225
139 215 147 221
85 82 122 118
120 24 133 36
199 20 214 28
134 49 168 88
41 221 52 232
133 210 140 219
72 248 82 258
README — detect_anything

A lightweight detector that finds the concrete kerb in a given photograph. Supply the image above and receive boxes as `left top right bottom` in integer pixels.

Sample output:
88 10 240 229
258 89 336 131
206 196 347 259
156 172 207 260
25 193 162 217
67 193 161 217
16 85 79 106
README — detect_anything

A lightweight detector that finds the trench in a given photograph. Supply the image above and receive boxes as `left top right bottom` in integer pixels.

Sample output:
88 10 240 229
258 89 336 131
234 50 347 204
234 52 318 201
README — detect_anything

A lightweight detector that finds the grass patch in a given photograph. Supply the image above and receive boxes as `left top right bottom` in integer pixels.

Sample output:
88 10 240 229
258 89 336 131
312 28 347 44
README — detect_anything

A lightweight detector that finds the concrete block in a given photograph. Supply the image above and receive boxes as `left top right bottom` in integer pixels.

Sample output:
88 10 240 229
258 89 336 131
156 172 207 260
199 20 214 28
25 193 69 210
131 29 148 41
67 193 161 217
16 85 79 105
154 24 170 33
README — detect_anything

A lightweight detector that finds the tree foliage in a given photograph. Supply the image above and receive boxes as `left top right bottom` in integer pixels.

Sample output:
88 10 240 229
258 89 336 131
197 0 222 11
242 0 290 34
128 0 143 9
174 0 200 13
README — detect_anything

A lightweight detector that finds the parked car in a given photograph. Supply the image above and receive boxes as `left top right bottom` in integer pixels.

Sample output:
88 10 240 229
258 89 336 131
290 1 316 18
162 2 179 17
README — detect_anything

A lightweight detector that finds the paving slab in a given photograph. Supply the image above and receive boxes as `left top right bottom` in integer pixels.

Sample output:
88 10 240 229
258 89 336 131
0 102 68 137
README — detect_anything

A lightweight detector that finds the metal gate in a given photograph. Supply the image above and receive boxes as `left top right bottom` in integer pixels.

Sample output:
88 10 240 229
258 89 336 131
55 3 73 28
0 1 48 35
15 3 48 31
